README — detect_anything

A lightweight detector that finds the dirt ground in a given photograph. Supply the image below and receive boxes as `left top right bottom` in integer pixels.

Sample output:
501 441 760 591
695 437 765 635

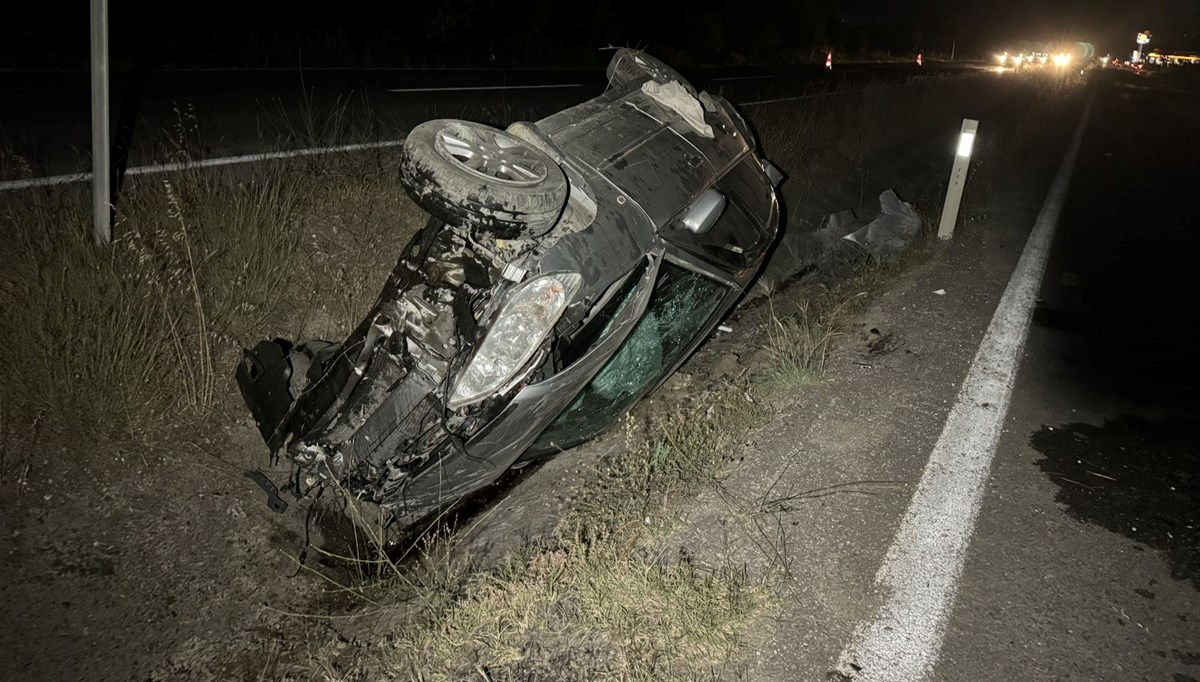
1 403 335 679
0 72 1089 681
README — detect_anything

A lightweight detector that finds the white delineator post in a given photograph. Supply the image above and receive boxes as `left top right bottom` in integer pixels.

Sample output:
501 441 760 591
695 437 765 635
90 0 111 245
937 118 978 240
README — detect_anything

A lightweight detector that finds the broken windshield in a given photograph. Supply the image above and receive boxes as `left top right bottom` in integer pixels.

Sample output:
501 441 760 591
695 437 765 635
531 261 727 453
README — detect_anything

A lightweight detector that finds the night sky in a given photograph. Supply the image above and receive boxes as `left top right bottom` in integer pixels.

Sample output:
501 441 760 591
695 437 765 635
2 0 1197 69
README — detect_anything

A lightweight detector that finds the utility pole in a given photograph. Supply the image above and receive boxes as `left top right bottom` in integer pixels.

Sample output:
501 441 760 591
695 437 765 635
90 0 111 245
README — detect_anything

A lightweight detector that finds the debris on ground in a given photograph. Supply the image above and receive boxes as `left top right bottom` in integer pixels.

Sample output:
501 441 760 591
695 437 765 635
843 189 923 259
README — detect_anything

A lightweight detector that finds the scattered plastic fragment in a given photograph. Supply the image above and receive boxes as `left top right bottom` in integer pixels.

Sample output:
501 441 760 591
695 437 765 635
843 190 923 258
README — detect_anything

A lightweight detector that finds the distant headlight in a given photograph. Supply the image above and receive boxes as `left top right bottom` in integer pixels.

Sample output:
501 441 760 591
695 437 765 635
995 53 1008 64
1052 54 1071 67
448 272 583 409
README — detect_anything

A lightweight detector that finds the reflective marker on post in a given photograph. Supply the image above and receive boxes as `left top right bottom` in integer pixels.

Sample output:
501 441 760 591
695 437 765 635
938 118 979 240
826 50 833 70
957 129 976 157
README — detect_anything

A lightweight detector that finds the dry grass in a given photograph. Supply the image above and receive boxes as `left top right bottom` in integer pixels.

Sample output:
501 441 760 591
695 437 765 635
566 381 772 542
0 139 423 442
390 544 759 681
761 299 838 390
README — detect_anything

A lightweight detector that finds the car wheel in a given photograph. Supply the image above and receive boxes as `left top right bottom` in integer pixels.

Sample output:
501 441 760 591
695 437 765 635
400 119 569 238
606 48 697 95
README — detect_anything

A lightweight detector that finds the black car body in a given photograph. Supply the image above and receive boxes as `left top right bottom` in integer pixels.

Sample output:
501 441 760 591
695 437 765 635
237 50 783 531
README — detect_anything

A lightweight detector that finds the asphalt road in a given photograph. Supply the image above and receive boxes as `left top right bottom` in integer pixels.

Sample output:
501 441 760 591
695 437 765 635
935 70 1200 681
0 60 986 179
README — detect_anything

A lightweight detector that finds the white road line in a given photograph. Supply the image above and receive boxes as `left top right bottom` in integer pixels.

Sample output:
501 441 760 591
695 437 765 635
834 96 1094 681
0 139 406 192
386 83 582 93
742 91 841 106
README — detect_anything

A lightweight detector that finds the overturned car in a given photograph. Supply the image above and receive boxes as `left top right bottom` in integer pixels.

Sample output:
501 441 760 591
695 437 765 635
237 50 783 532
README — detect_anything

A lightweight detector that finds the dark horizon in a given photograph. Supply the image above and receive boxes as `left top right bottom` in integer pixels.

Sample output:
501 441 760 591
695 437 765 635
2 0 1197 70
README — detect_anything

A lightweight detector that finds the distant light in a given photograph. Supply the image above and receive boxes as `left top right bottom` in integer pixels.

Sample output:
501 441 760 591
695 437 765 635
995 52 1007 64
957 131 976 157
1052 54 1071 67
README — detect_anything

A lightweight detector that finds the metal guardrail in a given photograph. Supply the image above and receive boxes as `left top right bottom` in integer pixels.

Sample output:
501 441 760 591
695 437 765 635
0 139 406 193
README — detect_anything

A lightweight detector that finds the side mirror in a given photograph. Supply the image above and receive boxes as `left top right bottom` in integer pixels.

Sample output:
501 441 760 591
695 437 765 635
680 189 727 234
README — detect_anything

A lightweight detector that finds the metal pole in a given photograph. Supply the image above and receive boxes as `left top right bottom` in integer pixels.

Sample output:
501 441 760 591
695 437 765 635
938 118 979 240
90 0 111 245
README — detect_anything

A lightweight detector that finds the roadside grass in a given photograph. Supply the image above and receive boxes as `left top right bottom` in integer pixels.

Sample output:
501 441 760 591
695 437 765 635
263 90 390 151
564 377 773 544
0 143 423 442
390 542 760 681
0 403 37 490
761 298 838 391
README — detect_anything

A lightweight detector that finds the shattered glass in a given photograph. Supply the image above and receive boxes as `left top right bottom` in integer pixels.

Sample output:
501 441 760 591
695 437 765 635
531 262 726 451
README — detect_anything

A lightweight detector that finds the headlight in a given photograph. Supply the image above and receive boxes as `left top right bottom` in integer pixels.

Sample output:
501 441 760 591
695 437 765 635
1052 54 1071 67
448 272 582 409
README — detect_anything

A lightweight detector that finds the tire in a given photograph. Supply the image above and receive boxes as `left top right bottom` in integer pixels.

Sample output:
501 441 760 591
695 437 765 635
400 119 568 239
605 48 697 95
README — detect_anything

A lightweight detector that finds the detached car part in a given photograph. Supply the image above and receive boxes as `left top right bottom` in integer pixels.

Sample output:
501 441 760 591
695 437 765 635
236 49 783 535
